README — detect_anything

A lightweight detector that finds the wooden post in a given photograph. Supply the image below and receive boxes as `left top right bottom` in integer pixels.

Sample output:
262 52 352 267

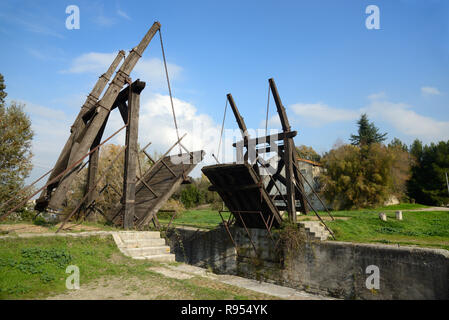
85 149 99 221
269 78 297 223
227 94 249 163
123 81 145 229
84 114 109 221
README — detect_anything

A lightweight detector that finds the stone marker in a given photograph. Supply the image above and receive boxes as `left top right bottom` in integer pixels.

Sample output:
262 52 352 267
379 212 387 221
395 210 403 220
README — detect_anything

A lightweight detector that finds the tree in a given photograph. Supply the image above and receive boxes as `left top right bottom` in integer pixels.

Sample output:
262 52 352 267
180 184 201 209
350 114 387 146
0 74 6 107
296 145 321 162
407 140 449 206
388 138 408 152
0 74 34 214
320 143 394 209
387 141 412 198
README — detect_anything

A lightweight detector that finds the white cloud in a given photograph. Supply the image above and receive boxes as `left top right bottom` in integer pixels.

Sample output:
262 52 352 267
11 100 73 185
368 92 387 100
289 102 359 127
63 52 182 89
421 86 441 96
365 100 449 142
117 9 131 20
99 93 229 176
287 95 449 143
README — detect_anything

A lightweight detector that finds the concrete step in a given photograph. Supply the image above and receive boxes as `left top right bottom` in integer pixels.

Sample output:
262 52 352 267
121 238 166 248
133 254 176 262
123 246 171 257
299 222 330 241
118 231 161 240
112 231 174 261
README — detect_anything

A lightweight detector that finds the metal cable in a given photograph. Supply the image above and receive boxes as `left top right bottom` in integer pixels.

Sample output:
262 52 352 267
265 80 271 137
216 98 228 161
159 29 182 154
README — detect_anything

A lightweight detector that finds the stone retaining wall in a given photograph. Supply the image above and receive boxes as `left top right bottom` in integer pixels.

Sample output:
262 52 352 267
166 226 449 300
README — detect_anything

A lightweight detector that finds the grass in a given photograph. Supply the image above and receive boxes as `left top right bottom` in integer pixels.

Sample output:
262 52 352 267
0 235 274 300
158 209 222 230
158 204 449 251
0 235 150 299
373 203 430 211
324 209 449 250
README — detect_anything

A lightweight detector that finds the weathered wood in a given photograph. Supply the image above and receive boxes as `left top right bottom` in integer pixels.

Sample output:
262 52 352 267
202 163 282 228
123 82 145 229
36 51 125 208
227 93 248 137
47 22 161 211
84 112 110 221
269 78 308 221
232 131 296 147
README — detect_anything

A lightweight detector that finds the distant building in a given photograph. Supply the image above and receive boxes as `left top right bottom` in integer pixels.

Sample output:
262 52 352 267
296 157 329 211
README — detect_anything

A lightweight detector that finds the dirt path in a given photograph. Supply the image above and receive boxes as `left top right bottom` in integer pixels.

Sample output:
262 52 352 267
48 263 334 300
404 207 449 212
0 222 104 235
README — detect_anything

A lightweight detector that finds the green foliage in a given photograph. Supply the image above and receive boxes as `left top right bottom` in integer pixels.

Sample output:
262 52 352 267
388 138 408 152
33 216 58 227
176 174 221 209
296 145 321 162
0 73 6 106
0 236 156 299
350 113 387 146
0 75 34 215
180 184 201 208
321 143 394 209
407 139 449 206
387 140 412 198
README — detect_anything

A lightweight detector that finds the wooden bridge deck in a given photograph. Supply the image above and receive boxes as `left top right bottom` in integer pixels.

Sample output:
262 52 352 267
112 150 204 227
202 163 283 229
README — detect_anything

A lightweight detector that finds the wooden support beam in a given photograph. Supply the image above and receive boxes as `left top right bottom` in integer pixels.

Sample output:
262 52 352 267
227 93 248 137
123 81 145 229
232 131 296 147
36 51 125 207
84 113 109 222
269 78 297 223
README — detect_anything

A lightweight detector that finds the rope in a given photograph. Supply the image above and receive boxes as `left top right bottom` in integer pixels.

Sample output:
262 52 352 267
216 98 228 162
159 28 182 154
265 80 271 137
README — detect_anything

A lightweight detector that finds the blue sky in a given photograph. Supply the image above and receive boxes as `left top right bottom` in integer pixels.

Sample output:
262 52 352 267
0 0 448 182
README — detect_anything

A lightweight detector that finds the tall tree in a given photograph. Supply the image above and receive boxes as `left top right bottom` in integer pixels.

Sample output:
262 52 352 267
0 74 34 214
321 143 394 209
407 140 449 206
350 113 387 146
0 74 6 107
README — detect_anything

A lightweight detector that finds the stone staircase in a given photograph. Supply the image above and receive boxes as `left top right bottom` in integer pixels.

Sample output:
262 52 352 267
112 231 175 262
298 221 330 241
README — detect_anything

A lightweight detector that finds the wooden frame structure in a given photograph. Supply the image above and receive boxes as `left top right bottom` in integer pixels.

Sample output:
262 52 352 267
202 78 309 231
28 22 204 230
